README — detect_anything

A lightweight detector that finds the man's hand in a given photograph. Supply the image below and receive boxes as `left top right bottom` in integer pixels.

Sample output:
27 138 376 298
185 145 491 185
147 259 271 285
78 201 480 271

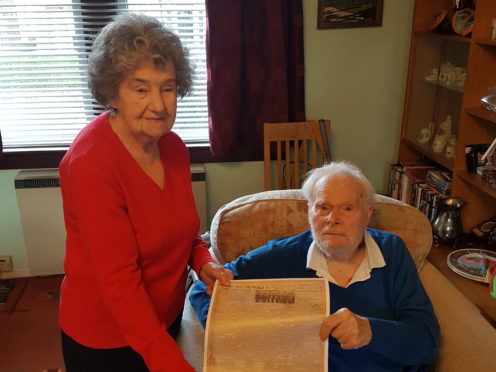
319 308 372 349
199 262 233 295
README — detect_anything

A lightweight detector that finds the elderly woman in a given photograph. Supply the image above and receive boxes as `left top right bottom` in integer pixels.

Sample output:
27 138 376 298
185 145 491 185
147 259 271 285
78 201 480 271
58 13 232 372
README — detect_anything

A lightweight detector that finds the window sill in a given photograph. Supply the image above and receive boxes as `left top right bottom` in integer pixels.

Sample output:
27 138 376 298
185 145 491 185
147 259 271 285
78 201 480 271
0 146 207 170
0 145 258 170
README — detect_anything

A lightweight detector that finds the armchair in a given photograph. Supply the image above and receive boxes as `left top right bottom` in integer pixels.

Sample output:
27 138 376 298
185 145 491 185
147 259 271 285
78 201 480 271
177 189 496 371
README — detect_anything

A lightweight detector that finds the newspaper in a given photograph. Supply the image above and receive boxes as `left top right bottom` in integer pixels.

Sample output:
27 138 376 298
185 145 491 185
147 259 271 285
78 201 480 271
204 278 329 372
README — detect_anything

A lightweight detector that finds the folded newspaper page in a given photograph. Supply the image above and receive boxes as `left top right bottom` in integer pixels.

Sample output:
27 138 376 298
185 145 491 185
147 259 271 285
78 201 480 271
204 278 329 372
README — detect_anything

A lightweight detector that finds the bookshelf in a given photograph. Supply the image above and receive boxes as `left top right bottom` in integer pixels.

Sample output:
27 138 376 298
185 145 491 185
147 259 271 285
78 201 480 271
398 0 496 233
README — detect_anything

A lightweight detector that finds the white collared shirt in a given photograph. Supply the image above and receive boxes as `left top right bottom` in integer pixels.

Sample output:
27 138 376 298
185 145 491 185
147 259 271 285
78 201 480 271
306 231 386 287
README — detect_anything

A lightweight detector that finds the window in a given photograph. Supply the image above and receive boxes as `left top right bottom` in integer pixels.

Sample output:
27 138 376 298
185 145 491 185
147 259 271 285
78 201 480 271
0 0 208 153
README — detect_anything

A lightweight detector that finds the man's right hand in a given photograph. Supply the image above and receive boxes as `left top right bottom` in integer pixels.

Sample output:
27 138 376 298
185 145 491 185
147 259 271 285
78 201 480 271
319 307 372 349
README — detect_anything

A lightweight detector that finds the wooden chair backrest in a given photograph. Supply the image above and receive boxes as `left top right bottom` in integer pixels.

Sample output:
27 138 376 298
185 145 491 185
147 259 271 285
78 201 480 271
263 120 331 190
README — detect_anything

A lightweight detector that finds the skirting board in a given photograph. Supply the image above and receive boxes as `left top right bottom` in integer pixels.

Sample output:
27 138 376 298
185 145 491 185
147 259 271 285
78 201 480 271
0 267 31 279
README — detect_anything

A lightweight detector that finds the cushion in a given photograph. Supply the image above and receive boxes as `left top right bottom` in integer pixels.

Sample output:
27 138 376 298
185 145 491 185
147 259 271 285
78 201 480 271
210 190 432 271
369 195 432 271
210 190 309 264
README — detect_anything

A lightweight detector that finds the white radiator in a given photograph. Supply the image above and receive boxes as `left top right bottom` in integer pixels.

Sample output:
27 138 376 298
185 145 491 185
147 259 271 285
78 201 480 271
14 165 207 277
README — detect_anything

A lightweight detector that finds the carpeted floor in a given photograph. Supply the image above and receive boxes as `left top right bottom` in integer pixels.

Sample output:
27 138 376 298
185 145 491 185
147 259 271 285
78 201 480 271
0 275 65 372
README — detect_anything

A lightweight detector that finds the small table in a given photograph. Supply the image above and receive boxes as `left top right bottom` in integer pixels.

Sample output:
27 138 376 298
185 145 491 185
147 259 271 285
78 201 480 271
427 244 496 327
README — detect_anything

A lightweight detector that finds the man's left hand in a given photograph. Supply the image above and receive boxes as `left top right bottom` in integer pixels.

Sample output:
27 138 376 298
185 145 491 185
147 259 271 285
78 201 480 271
199 262 233 295
319 308 372 349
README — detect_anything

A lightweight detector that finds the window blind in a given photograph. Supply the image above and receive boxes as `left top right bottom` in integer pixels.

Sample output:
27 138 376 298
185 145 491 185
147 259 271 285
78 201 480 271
0 0 208 152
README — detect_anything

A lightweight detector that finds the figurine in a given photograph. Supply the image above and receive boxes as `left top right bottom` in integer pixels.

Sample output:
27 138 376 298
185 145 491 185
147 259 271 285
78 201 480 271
417 129 430 144
439 115 452 137
438 62 455 85
436 63 465 88
432 134 446 153
425 68 438 82
417 121 435 144
446 135 456 158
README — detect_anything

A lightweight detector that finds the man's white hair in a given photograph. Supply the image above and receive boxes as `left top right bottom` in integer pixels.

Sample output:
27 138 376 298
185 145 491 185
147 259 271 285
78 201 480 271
301 161 376 205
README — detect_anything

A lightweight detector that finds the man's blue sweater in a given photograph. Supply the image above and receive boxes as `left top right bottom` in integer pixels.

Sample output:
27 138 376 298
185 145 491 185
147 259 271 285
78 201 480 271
190 228 439 371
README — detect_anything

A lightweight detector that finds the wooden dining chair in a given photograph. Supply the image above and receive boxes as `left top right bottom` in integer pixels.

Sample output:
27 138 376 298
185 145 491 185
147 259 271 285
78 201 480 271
263 120 331 190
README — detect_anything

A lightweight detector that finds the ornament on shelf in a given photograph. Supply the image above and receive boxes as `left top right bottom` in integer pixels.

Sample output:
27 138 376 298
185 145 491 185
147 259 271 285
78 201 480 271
437 63 466 88
439 115 452 137
432 134 446 153
425 68 439 82
446 134 457 158
432 115 453 153
452 8 474 36
417 121 435 144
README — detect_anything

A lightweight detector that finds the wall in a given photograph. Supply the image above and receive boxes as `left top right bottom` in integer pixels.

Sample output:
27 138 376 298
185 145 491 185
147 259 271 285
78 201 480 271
0 170 29 273
303 0 414 189
0 0 414 274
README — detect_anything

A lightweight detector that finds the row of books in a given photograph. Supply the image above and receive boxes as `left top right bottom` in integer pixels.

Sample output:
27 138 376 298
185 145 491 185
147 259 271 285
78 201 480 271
388 163 452 221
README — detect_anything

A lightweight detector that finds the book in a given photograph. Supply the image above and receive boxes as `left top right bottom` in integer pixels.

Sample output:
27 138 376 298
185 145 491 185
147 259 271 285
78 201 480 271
398 165 436 205
388 162 453 220
426 172 451 196
388 164 403 199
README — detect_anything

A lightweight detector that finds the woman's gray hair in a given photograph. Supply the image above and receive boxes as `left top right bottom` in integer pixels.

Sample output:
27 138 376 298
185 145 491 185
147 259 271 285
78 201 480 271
301 161 376 205
87 13 193 108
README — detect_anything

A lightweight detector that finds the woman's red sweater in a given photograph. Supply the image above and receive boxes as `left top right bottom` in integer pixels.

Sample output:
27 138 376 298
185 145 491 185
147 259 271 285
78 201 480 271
59 112 212 371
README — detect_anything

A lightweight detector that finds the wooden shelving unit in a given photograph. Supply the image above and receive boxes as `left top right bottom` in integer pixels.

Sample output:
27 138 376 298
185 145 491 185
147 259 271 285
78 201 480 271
465 107 496 124
399 0 496 233
457 171 496 199
402 138 454 171
422 77 464 93
475 38 496 47
414 30 471 43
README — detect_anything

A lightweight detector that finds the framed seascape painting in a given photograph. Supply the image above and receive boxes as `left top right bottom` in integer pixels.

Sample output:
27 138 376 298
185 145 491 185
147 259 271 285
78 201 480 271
317 0 384 29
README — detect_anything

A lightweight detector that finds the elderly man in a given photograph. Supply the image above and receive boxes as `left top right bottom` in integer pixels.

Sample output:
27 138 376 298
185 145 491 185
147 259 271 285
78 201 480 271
190 161 439 371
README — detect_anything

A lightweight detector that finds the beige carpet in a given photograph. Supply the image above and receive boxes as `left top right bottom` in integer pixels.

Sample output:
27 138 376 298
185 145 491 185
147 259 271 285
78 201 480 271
0 275 65 372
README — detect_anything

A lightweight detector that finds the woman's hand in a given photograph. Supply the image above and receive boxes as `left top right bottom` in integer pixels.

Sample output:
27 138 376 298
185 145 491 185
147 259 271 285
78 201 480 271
199 262 233 295
319 308 372 349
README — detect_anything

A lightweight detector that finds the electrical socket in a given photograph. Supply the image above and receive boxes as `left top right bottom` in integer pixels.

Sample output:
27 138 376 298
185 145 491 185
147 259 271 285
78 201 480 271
0 255 13 272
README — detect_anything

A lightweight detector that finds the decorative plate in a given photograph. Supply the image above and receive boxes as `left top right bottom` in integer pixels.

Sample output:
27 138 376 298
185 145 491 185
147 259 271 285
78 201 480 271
428 9 447 31
452 9 474 36
447 249 496 282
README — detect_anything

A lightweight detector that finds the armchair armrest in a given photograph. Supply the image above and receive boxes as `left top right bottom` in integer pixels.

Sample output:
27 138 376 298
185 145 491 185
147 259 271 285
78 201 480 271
420 261 496 371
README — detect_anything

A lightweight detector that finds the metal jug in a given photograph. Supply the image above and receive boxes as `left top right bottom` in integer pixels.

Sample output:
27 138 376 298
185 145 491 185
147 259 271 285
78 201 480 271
432 197 465 244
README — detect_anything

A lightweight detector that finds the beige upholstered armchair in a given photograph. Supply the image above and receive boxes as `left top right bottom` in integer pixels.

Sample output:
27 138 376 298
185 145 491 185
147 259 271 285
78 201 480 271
177 190 496 371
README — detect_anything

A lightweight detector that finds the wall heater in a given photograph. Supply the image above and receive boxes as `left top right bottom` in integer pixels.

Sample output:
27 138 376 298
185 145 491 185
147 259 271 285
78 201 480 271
14 165 207 277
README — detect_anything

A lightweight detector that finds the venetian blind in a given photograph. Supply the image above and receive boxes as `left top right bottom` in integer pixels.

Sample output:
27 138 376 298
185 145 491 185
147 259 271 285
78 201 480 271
0 0 208 152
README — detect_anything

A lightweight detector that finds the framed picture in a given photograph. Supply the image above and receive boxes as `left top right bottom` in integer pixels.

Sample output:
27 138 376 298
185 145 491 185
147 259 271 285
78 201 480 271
317 0 384 29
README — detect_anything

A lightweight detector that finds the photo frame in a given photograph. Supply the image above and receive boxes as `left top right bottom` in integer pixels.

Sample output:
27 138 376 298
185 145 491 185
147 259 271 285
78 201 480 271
317 0 384 29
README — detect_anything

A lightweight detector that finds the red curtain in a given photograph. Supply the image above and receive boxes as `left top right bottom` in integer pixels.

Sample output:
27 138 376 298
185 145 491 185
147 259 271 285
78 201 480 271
206 0 305 160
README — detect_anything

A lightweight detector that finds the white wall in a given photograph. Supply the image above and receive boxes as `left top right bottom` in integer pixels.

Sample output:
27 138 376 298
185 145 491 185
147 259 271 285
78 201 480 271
303 0 414 190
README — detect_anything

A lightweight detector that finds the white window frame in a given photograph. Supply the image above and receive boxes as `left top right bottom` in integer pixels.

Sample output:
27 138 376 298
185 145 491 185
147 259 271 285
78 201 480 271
0 0 209 153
